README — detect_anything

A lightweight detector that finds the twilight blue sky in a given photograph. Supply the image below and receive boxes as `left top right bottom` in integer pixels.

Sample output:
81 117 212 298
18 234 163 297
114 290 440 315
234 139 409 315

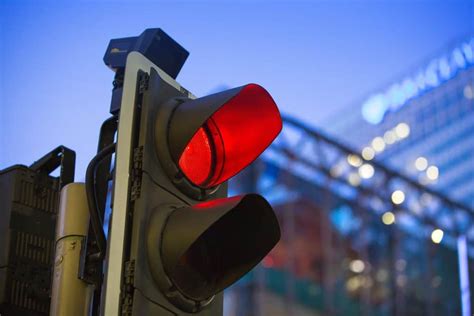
1 0 473 177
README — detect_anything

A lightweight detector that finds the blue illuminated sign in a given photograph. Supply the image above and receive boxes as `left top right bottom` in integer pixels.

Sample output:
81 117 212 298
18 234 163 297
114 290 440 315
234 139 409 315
362 37 474 124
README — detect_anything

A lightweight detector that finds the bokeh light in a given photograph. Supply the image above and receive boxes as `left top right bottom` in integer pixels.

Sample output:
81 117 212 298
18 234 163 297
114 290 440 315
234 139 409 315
431 229 444 244
415 156 428 171
361 147 375 160
359 163 375 179
349 259 365 273
382 211 396 225
395 122 410 138
391 190 405 204
426 165 439 180
371 136 386 152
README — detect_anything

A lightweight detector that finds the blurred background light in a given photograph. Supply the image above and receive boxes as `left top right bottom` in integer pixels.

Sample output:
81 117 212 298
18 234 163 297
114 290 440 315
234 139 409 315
431 229 444 244
391 190 405 204
348 172 361 186
383 130 397 144
361 147 375 160
415 156 428 171
426 165 440 180
349 259 366 273
395 122 410 139
347 154 363 167
371 136 386 152
358 163 375 179
382 211 396 225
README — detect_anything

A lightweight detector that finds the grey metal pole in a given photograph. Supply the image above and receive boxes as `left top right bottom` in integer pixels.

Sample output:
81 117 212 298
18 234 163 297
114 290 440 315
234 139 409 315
50 183 94 316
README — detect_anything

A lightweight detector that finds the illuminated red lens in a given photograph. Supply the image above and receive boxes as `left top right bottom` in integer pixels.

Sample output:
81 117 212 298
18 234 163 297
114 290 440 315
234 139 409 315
178 127 213 186
178 84 282 188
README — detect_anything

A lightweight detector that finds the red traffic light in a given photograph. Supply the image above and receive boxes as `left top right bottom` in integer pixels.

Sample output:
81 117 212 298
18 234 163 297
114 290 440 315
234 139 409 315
175 84 282 188
129 67 283 313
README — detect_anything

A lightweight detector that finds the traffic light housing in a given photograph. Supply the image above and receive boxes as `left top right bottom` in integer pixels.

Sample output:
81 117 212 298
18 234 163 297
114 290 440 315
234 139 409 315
119 66 282 314
103 34 282 314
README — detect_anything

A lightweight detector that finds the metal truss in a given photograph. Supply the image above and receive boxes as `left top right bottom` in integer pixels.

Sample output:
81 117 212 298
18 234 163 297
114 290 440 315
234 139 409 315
260 115 474 253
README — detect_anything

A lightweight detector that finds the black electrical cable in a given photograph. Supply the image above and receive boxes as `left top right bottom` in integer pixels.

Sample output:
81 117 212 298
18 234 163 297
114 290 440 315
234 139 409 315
85 142 116 259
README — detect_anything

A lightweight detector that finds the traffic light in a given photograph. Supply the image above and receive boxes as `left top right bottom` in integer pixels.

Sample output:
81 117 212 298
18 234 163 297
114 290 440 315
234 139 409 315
102 30 283 315
120 68 282 315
